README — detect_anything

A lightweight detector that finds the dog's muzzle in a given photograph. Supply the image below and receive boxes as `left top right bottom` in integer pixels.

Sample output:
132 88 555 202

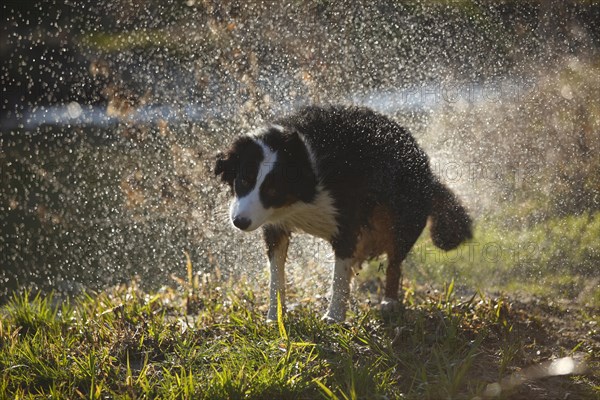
232 216 252 231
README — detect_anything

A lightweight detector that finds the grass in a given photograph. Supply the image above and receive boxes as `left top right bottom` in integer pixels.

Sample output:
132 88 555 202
1 266 599 399
395 211 600 308
1 195 597 399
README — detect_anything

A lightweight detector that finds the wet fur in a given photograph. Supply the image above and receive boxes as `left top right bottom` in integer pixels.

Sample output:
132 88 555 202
215 105 472 321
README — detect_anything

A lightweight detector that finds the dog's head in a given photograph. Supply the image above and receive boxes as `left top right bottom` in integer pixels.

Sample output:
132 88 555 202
215 126 317 231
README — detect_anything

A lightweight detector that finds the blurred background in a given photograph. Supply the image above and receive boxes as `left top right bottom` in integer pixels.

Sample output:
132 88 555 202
1 1 598 305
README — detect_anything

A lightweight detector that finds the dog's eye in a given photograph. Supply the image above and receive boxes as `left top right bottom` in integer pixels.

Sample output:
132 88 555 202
264 187 278 198
239 178 250 188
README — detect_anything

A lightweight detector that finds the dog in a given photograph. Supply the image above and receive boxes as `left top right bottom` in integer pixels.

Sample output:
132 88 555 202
215 105 472 321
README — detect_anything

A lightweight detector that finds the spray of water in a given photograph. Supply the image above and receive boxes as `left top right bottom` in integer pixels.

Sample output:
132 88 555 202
1 1 598 301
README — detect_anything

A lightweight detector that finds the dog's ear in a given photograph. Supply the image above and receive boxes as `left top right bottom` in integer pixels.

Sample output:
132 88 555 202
214 151 237 188
283 129 318 202
214 151 227 176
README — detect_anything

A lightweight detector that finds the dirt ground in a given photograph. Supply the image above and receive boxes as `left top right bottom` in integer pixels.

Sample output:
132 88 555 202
476 296 599 399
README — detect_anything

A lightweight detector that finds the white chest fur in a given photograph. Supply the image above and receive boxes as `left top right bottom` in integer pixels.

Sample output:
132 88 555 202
270 186 338 240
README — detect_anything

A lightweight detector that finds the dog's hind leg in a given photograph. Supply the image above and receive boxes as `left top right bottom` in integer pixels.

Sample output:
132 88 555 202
380 252 406 316
381 213 427 315
264 225 290 322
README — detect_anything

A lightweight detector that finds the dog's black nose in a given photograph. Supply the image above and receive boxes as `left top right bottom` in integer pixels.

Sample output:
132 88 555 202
232 216 251 230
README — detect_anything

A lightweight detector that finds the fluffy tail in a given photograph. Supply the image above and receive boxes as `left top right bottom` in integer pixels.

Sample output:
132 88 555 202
429 179 472 251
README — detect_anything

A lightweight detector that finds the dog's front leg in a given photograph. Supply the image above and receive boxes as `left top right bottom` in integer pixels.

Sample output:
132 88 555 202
323 257 354 322
263 226 290 322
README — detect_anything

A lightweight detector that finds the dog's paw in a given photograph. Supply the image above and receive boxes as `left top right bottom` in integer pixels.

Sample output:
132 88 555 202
321 315 340 324
266 309 279 323
322 309 346 324
380 297 402 318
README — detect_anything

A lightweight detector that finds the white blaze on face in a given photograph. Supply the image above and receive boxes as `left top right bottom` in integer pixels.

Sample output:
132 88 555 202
230 140 278 231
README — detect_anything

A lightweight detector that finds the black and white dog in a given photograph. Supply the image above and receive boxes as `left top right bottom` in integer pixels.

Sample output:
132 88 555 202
215 106 472 321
